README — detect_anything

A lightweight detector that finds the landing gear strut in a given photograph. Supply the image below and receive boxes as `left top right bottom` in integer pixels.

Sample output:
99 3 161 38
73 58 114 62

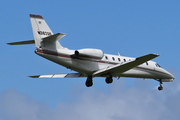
105 77 113 84
85 76 93 87
158 80 163 91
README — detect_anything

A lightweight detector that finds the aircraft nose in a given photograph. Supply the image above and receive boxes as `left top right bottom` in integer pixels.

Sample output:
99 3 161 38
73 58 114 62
167 73 174 82
155 67 174 81
170 74 174 81
161 68 174 82
166 71 174 79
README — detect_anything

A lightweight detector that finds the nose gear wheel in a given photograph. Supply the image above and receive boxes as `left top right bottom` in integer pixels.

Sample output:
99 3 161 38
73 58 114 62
158 80 163 91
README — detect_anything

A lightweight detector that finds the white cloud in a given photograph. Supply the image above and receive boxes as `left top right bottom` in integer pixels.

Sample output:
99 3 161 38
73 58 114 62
0 79 180 120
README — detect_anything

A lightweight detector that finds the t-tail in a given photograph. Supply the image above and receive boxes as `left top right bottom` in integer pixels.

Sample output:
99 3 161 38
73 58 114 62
7 14 66 51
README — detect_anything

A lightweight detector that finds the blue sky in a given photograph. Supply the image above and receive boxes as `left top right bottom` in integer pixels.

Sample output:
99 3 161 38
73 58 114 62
0 0 180 119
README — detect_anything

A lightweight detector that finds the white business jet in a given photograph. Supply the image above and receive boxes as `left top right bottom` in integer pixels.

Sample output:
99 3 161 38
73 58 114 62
8 14 174 90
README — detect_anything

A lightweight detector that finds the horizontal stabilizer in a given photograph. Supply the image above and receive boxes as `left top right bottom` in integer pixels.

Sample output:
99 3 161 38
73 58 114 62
7 40 35 45
29 73 86 78
7 33 65 47
93 54 159 77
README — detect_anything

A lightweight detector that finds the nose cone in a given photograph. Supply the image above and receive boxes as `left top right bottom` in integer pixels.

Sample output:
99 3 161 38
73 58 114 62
164 69 174 80
155 67 174 82
165 72 174 82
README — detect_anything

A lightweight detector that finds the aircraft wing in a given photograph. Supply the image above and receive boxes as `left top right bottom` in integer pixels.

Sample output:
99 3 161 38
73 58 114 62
29 73 86 78
93 54 159 77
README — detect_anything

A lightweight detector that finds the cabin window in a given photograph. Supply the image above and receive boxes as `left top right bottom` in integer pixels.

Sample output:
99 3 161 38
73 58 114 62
124 59 126 62
105 56 108 59
146 62 148 65
112 57 115 61
118 58 120 61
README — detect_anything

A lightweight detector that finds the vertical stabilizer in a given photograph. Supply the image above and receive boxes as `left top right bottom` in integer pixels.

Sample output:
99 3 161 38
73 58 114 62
30 14 63 50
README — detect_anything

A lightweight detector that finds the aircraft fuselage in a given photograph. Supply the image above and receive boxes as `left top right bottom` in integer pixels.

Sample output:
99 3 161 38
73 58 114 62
35 48 174 82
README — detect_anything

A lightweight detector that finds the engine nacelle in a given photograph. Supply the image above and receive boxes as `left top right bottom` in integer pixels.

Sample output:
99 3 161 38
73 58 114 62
75 48 104 59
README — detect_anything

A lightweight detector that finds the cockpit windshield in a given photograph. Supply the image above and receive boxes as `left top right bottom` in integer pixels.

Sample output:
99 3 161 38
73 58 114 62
155 63 161 67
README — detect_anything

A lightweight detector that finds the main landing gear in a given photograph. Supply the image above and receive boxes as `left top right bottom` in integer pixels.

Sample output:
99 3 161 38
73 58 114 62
85 76 113 87
105 77 113 84
85 76 93 87
158 80 163 91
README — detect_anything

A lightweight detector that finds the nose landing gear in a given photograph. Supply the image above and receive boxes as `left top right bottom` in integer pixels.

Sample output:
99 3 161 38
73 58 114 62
158 80 163 91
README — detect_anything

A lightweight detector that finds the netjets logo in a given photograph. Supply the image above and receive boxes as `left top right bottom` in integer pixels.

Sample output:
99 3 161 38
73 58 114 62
37 31 52 36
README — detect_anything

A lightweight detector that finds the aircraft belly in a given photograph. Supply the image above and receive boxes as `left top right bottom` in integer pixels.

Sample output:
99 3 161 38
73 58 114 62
70 59 107 74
